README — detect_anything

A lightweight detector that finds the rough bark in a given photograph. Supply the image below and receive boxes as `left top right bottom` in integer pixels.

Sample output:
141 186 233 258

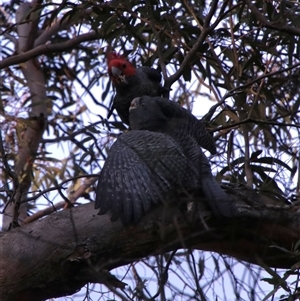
3 3 48 230
0 187 299 301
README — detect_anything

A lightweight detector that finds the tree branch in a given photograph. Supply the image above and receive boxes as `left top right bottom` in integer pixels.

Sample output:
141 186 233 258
164 0 219 90
245 0 300 36
20 175 98 224
0 30 103 70
1 186 299 301
208 60 300 109
2 3 49 230
212 117 300 134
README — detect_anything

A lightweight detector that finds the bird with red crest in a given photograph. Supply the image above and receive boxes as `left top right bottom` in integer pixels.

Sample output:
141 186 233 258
106 50 165 125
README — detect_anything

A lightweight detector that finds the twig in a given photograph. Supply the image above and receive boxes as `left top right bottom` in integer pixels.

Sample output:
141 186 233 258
212 117 300 133
245 0 300 36
147 2 168 81
0 131 19 210
21 174 98 204
213 60 300 106
22 176 98 223
150 250 178 300
164 0 219 90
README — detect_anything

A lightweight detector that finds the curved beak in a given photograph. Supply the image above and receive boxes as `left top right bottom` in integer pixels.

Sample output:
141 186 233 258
111 66 127 84
111 66 122 76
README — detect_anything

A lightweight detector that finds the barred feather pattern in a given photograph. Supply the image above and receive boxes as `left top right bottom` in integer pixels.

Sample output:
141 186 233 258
129 96 235 217
95 131 198 224
129 96 217 154
95 96 235 223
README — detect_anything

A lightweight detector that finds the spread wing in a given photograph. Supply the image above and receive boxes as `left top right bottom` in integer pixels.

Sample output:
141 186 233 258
95 131 196 224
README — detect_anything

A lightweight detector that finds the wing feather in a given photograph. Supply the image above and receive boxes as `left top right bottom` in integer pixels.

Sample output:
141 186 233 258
95 131 195 223
149 97 216 154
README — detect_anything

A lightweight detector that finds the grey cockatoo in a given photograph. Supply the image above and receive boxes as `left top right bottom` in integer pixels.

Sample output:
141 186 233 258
95 96 235 223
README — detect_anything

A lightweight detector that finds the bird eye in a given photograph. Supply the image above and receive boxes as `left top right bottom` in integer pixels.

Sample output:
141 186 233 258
122 63 127 69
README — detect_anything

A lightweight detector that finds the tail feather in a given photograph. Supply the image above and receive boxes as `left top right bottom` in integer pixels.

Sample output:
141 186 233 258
201 176 236 217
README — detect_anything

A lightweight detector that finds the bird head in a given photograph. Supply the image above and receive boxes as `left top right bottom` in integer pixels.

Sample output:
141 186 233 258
107 52 137 86
129 96 167 131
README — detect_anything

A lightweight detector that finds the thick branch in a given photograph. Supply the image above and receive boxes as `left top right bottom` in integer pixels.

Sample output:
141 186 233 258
0 30 103 70
0 187 299 301
2 3 48 230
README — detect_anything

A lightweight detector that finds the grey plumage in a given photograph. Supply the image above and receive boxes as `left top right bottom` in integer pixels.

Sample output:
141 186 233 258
129 96 217 155
95 131 198 224
106 51 164 125
95 96 235 223
113 67 164 125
